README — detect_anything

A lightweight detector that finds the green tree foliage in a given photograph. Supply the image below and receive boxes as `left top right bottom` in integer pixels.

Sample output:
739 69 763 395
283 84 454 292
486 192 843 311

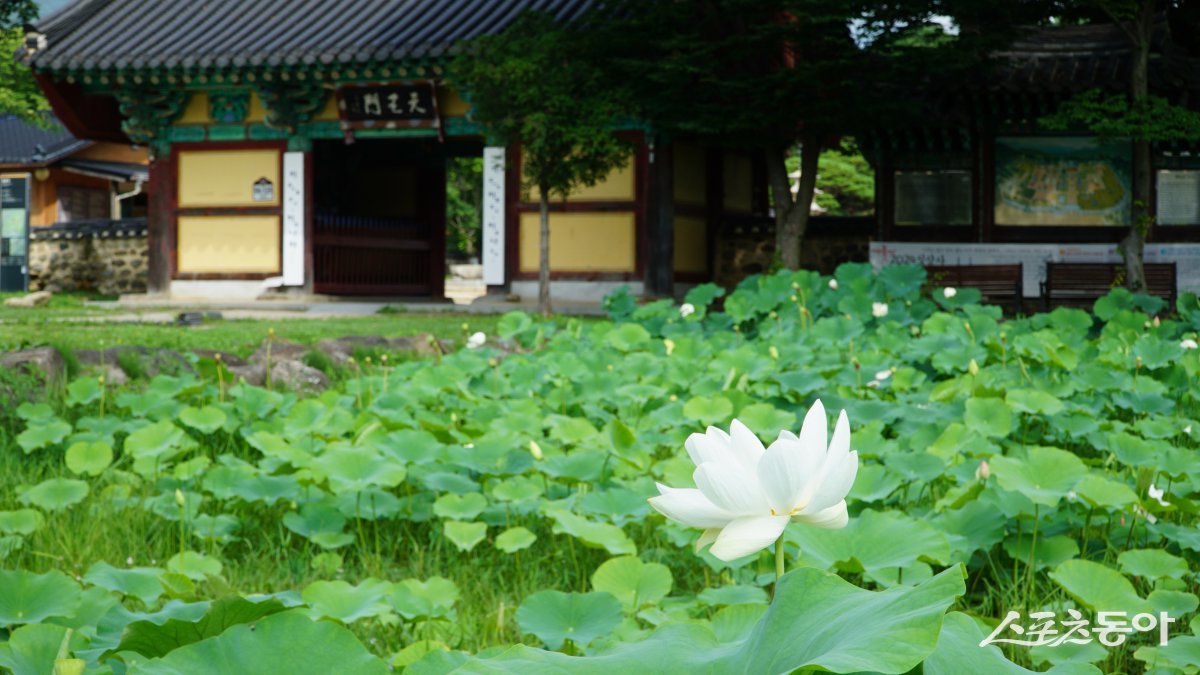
0 29 48 124
604 0 1029 269
787 138 875 216
450 11 633 315
1040 0 1200 292
446 157 482 259
0 1 48 125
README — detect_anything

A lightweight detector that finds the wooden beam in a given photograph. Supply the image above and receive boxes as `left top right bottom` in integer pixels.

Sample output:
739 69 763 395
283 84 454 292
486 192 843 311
645 136 675 297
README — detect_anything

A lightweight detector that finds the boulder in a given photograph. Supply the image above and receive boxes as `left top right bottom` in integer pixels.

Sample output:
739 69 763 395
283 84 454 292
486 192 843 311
3 291 52 308
249 340 311 365
0 347 65 382
268 360 328 394
75 346 194 378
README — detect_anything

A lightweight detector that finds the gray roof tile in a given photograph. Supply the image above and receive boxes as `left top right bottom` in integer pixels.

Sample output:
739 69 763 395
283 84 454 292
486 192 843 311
31 0 595 73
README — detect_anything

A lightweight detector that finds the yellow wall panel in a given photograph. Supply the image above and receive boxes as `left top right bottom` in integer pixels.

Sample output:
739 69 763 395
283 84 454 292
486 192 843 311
674 144 707 207
674 216 708 274
438 87 471 117
177 215 280 273
314 93 340 121
724 153 753 213
176 93 210 125
518 212 636 273
246 93 268 123
523 157 636 203
178 149 280 207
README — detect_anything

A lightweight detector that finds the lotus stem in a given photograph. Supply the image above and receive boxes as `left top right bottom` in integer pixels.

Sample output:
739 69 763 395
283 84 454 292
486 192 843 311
774 532 786 585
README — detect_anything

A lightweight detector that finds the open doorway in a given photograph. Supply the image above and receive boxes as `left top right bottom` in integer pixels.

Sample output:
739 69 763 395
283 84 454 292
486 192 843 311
312 139 448 296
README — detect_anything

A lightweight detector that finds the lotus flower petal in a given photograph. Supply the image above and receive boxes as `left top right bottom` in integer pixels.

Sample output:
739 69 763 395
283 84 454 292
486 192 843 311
792 500 848 529
648 484 736 529
708 514 790 561
694 462 766 515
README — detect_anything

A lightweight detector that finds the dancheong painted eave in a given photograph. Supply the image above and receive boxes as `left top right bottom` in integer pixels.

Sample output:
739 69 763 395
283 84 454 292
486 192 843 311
25 0 597 74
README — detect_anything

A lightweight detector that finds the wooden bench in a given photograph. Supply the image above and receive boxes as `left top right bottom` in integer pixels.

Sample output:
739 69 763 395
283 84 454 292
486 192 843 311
925 264 1024 314
1041 262 1177 311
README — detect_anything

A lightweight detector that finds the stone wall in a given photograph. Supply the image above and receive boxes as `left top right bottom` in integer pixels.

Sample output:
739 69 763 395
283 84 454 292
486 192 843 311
713 217 872 289
29 219 148 296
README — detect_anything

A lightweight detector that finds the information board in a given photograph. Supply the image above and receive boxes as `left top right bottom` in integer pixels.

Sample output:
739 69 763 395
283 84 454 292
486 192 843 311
0 176 29 292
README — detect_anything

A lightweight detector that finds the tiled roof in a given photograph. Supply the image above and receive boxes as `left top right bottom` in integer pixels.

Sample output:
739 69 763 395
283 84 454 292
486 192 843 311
0 113 87 165
29 0 595 73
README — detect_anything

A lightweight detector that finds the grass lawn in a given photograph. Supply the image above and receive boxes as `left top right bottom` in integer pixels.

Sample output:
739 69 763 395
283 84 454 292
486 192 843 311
0 292 513 356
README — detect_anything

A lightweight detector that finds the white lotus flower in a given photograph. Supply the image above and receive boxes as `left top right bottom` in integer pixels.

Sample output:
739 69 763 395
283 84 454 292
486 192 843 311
1148 484 1171 507
1182 339 1198 350
680 303 696 318
1186 425 1193 435
943 287 957 299
872 302 889 318
649 401 858 561
829 279 838 290
874 369 892 381
466 332 486 349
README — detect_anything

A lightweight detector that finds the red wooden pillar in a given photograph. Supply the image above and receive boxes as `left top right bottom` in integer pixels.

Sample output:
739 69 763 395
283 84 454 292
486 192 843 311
146 150 176 294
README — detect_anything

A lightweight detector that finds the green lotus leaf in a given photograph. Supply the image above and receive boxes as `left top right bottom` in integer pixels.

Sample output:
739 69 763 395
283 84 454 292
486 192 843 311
166 551 224 582
432 567 965 673
302 579 393 623
1002 534 1079 570
494 526 537 553
0 623 88 675
1049 559 1151 615
114 596 287 659
735 403 796 441
65 440 113 476
16 419 71 454
1072 474 1138 509
0 569 82 627
311 445 406 492
178 405 228 434
1119 549 1190 580
432 492 487 521
964 397 1012 438
924 612 1101 675
682 395 733 424
443 520 487 552
591 555 673 613
83 561 165 605
711 603 768 642
515 590 624 650
990 446 1086 507
127 610 388 675
390 577 460 621
545 509 636 556
18 478 88 511
788 509 951 578
0 509 44 536
697 585 770 607
1005 389 1065 416
65 376 103 406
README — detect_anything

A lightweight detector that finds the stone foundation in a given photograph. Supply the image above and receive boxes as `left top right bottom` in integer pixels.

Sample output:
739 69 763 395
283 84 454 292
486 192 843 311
713 218 871 288
29 219 148 295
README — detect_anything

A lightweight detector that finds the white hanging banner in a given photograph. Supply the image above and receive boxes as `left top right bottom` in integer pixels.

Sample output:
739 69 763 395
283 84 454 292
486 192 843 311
281 151 306 287
482 146 506 286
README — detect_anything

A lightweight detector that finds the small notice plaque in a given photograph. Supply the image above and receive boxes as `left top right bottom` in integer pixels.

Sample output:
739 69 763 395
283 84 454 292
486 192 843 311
252 177 275 202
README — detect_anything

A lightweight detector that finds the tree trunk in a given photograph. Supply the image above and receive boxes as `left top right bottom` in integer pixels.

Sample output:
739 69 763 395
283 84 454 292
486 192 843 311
538 185 551 316
766 135 821 270
1122 1 1155 293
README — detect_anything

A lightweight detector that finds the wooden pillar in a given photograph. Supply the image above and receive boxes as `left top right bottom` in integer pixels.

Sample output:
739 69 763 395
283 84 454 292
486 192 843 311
146 149 175 294
645 136 675 297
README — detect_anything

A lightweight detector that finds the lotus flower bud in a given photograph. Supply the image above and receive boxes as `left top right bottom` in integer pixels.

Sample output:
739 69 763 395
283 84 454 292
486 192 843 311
975 460 990 481
968 359 980 375
174 489 186 508
529 440 544 460
769 346 779 360
663 339 675 356
828 279 838 290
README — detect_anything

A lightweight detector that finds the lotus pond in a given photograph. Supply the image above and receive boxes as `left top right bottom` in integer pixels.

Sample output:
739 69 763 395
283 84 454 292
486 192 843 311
2 263 1200 674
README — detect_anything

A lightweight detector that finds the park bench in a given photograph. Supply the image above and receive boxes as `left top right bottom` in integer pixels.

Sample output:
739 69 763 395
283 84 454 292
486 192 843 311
925 264 1024 315
1041 262 1177 311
